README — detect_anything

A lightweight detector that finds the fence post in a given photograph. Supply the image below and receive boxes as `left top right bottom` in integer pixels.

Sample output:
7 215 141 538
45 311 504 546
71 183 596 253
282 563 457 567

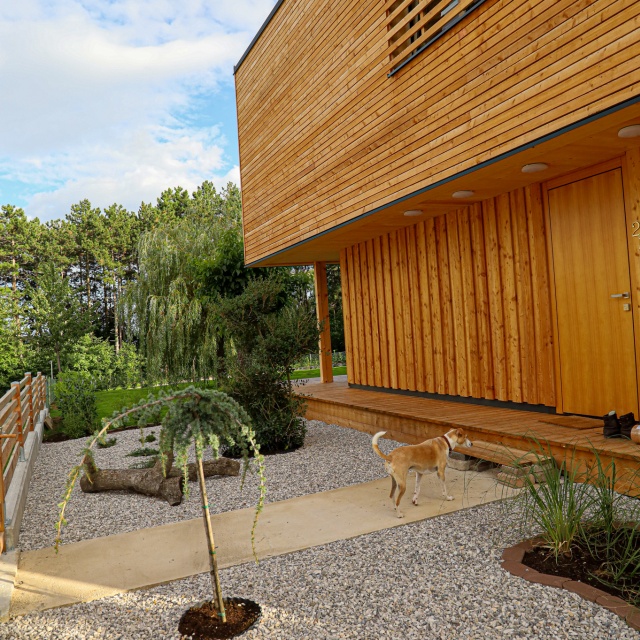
11 382 24 447
37 372 44 414
26 373 34 432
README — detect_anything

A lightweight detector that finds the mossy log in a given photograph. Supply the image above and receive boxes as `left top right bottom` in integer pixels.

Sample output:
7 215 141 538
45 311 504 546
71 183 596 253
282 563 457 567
79 453 241 506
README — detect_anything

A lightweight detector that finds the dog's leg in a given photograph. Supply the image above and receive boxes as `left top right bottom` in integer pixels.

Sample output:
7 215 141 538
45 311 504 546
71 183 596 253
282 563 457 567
389 475 397 500
437 466 453 501
412 472 423 505
394 475 406 518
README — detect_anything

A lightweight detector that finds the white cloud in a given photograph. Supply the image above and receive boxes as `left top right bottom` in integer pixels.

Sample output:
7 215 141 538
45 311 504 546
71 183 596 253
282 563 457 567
0 0 275 219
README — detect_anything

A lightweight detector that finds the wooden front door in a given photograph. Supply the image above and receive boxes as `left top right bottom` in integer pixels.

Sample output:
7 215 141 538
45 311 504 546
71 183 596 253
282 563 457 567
548 168 638 417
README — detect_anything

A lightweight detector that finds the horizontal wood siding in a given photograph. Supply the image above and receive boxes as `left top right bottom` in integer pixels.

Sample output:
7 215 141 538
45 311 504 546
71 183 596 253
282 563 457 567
236 0 640 264
341 186 556 406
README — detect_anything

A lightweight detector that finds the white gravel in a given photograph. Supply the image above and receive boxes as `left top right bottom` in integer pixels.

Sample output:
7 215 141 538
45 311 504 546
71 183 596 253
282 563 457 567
19 420 397 552
5 420 639 639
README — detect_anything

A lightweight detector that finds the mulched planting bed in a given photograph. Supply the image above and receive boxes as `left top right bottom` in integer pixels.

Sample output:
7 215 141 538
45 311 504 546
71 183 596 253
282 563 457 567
523 544 636 603
178 598 261 639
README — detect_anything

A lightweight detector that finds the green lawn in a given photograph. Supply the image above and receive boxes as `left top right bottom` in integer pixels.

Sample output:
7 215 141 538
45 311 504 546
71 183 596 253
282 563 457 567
93 367 346 422
94 381 215 422
291 365 347 380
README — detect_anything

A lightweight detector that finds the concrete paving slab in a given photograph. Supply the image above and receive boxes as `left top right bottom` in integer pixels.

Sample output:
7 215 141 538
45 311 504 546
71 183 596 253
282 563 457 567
10 468 510 617
0 550 18 622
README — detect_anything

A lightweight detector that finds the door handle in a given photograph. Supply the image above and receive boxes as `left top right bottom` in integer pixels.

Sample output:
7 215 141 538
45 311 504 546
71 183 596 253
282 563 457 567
611 292 630 298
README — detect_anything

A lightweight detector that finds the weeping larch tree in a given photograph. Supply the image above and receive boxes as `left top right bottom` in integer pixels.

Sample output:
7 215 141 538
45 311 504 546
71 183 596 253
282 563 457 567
56 386 266 625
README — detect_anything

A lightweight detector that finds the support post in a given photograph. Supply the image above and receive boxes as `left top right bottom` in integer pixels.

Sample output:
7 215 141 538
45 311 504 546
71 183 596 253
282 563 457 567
26 373 33 432
314 262 333 383
11 382 24 447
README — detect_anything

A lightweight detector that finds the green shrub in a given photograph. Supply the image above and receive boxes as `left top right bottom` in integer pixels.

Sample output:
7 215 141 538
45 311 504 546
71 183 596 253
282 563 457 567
126 447 160 457
97 436 117 448
219 278 319 454
65 334 143 390
55 371 98 439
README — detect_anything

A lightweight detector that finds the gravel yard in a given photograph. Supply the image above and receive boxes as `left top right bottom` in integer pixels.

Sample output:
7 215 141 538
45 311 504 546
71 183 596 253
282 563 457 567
4 420 639 639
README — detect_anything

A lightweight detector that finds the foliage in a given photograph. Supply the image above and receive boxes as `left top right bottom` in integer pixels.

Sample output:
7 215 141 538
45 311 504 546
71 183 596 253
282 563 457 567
26 263 94 373
513 447 592 559
126 447 160 457
123 218 221 384
326 264 345 352
508 444 640 604
290 365 347 380
96 437 117 449
66 334 143 390
56 387 267 622
54 371 99 439
0 288 23 393
219 278 320 454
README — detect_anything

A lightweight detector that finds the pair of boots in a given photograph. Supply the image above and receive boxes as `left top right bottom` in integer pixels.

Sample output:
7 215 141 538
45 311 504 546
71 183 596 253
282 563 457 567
602 410 635 439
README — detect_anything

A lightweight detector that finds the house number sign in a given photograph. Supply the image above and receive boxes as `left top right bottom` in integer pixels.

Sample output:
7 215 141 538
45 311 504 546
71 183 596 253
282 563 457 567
632 221 640 237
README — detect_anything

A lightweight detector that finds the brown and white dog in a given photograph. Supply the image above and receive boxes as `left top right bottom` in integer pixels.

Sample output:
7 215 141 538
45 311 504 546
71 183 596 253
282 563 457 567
372 429 473 517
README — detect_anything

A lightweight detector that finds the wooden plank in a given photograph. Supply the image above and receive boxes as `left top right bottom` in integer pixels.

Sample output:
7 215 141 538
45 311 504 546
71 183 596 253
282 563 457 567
416 221 435 393
359 241 375 387
496 193 522 402
446 211 467 396
483 198 507 401
398 228 417 390
406 225 425 392
381 234 399 388
340 250 355 384
512 188 538 404
458 209 481 398
367 239 383 387
373 237 390 387
470 204 495 399
526 183 556 406
435 215 456 395
346 245 362 383
390 231 408 389
425 218 445 394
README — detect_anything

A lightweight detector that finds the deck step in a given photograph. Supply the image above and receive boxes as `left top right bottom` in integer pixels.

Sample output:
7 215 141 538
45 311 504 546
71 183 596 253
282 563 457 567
467 440 550 468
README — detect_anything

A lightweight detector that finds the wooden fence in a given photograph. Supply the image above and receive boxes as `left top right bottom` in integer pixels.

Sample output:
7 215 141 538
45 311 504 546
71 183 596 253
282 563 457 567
0 373 47 552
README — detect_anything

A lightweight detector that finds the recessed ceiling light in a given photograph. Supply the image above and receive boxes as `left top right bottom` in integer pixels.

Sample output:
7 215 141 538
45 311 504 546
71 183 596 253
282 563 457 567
452 190 474 198
522 162 549 173
618 125 640 138
403 209 423 217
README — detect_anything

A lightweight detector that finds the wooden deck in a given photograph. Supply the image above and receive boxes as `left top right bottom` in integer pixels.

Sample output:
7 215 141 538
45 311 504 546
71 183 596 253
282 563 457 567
300 380 640 496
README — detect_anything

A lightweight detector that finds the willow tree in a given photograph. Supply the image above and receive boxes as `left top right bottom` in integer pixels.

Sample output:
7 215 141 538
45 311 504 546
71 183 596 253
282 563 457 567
123 219 221 384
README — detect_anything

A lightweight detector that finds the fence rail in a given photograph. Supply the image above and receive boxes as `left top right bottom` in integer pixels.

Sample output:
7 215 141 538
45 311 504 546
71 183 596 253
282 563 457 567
295 351 346 371
0 372 47 553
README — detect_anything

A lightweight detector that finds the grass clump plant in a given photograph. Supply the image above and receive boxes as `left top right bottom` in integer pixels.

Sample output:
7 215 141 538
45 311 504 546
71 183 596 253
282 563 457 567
507 442 640 606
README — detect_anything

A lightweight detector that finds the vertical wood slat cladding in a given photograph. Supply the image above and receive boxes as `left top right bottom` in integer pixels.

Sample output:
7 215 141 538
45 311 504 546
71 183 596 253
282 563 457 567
236 0 640 264
342 185 556 406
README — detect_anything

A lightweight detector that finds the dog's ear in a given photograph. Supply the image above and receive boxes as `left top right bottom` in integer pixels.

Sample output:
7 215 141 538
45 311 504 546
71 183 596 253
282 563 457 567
456 428 463 438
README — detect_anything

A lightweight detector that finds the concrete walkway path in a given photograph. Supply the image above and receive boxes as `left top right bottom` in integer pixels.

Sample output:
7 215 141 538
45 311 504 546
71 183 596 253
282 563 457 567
8 468 507 618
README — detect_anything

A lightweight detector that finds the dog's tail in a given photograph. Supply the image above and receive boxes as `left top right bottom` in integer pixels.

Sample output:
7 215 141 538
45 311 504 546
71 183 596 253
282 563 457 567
372 431 391 461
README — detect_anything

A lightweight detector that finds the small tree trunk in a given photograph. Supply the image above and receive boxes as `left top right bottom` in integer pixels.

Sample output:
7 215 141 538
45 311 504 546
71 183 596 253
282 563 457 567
80 455 240 506
197 457 226 623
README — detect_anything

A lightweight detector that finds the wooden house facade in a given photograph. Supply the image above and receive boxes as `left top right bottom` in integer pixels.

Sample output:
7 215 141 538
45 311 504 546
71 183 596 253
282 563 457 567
234 0 640 421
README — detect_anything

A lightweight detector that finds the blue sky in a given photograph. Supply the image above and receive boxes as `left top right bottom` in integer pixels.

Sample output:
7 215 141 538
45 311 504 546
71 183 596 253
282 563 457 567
0 0 277 221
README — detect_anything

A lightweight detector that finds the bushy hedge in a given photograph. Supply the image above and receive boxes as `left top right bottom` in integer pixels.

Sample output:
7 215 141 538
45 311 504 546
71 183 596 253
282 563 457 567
55 371 98 439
